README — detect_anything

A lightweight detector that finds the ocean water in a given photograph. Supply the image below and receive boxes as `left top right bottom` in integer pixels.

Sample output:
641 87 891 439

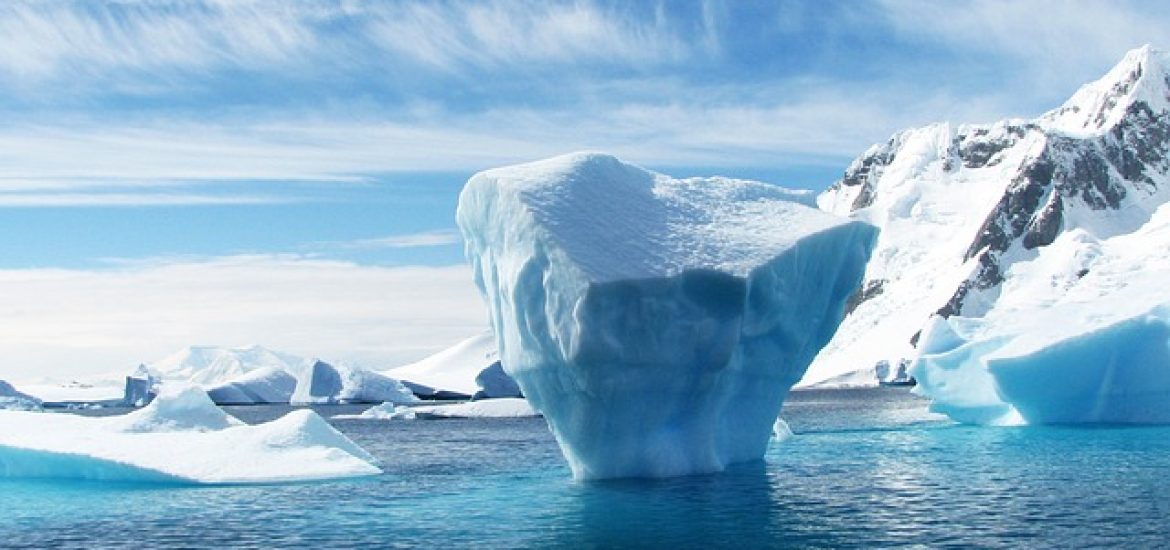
3 388 1170 548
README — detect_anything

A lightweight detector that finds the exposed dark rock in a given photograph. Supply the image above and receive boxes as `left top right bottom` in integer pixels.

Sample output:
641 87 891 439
1022 193 1064 249
844 279 886 316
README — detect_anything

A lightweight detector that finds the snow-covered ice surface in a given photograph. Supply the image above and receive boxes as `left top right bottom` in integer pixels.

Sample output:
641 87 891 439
336 398 539 420
457 152 876 478
386 332 508 398
0 381 41 411
0 385 381 484
806 45 1170 389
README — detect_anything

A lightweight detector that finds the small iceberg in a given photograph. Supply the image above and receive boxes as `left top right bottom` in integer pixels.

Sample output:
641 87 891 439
0 385 381 484
336 398 540 420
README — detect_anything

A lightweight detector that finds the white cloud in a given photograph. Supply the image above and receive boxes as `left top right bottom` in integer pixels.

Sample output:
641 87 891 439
0 255 488 381
0 1 315 81
0 79 1023 197
366 1 690 74
325 230 463 250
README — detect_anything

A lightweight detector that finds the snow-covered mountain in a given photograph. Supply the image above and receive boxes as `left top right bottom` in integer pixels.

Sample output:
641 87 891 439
804 45 1170 387
149 345 305 385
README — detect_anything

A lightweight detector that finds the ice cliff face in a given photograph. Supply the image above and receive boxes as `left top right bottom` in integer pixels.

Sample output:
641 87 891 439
807 45 1170 388
457 153 876 479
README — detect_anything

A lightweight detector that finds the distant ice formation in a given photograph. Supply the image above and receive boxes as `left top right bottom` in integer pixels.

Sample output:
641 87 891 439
115 346 418 406
0 381 41 411
122 364 160 407
386 331 520 400
336 398 539 420
457 153 876 478
290 360 419 405
0 385 381 484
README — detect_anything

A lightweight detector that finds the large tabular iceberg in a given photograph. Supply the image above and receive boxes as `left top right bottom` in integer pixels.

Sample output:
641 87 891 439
0 385 381 484
457 153 876 479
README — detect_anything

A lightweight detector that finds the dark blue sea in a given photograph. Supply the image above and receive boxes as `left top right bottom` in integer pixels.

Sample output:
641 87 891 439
3 388 1170 548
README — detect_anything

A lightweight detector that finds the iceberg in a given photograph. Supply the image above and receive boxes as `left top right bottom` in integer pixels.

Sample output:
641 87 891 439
386 332 518 399
473 361 522 400
0 381 41 411
204 366 298 405
291 360 419 405
0 385 381 484
121 364 160 407
914 305 1170 425
457 153 877 478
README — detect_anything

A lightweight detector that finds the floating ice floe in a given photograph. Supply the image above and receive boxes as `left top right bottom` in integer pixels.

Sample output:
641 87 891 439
457 153 876 478
336 398 539 420
0 385 381 484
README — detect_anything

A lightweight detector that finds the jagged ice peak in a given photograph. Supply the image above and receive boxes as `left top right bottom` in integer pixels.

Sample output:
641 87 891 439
1043 44 1170 135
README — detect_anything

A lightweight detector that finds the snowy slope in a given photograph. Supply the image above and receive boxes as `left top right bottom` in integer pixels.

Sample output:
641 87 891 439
385 332 500 397
805 45 1170 387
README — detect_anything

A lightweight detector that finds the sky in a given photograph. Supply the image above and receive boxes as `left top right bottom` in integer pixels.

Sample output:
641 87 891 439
6 0 1170 381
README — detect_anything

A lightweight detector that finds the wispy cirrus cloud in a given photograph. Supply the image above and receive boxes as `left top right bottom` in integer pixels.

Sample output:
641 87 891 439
324 230 463 250
0 191 291 207
0 0 703 89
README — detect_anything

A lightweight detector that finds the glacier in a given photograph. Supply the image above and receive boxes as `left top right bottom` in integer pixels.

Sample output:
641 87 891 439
456 152 876 478
0 385 381 484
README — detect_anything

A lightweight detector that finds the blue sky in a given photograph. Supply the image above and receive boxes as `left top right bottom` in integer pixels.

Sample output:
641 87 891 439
5 0 1170 380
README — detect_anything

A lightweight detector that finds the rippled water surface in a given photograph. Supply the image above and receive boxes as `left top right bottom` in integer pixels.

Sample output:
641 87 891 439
4 389 1170 548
